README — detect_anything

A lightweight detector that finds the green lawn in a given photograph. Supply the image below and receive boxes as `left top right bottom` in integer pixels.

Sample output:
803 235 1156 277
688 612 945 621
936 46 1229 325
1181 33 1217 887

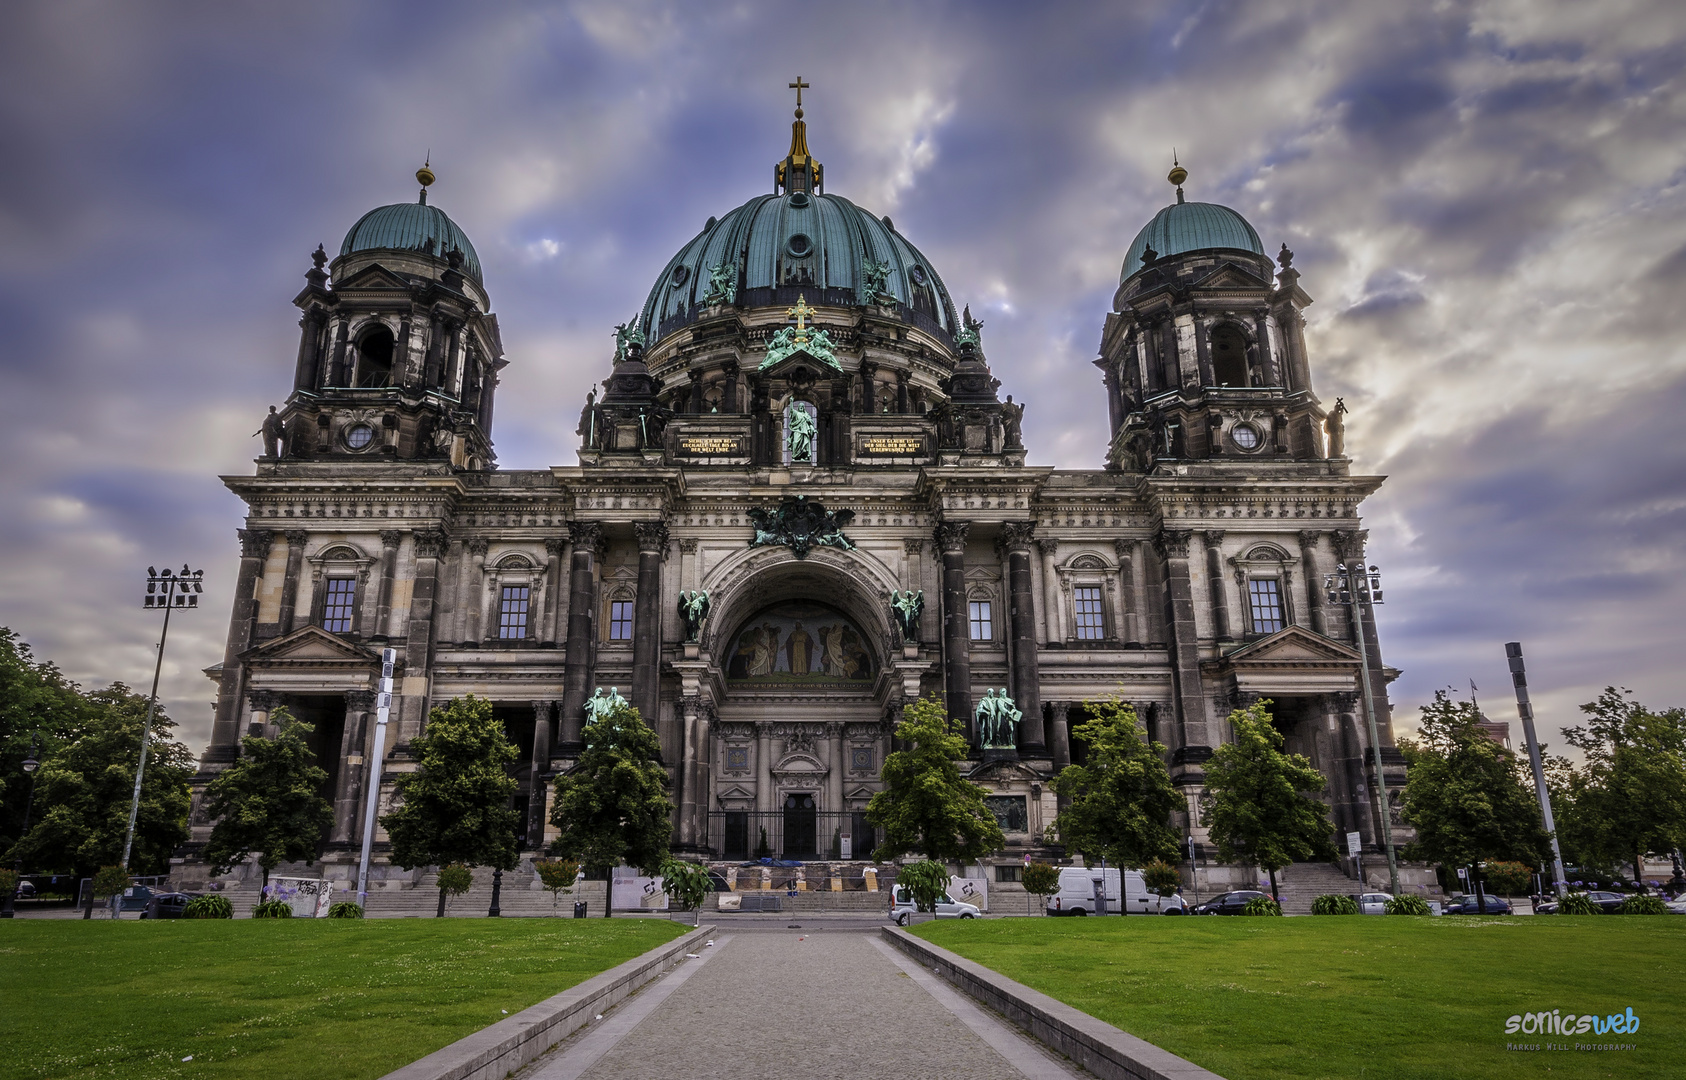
915 916 1685 1080
1 918 686 1080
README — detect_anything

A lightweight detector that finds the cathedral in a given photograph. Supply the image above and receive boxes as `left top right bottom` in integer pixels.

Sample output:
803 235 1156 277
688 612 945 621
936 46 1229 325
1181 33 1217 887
185 86 1417 895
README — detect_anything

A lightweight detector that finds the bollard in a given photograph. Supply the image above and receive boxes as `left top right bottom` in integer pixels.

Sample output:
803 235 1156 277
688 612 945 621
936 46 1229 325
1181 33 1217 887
573 900 588 919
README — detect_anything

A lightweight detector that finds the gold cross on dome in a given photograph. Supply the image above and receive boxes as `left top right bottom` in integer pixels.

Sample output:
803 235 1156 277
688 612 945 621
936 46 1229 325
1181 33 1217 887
787 294 813 336
788 76 809 109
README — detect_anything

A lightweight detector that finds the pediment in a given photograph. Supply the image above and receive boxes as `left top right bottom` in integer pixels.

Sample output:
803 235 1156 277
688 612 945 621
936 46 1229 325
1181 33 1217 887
334 263 412 292
967 758 1043 783
1219 625 1360 666
845 785 877 801
1190 262 1273 291
758 344 842 378
716 784 756 802
773 751 827 774
241 624 380 666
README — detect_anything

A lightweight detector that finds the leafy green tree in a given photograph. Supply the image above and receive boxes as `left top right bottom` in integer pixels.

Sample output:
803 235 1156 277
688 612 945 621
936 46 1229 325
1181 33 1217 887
534 857 580 916
548 698 671 917
1052 699 1181 874
1021 861 1059 916
1399 691 1551 905
1482 860 1533 897
435 863 473 916
659 857 714 925
1142 859 1182 897
1 628 90 851
1556 688 1686 884
199 708 333 892
6 685 192 878
896 859 952 918
382 695 521 917
867 695 1004 864
1204 700 1337 900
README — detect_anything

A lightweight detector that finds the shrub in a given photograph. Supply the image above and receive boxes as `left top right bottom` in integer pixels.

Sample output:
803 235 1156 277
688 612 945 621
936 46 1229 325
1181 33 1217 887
437 863 473 895
0 869 18 896
1556 892 1600 915
534 858 580 916
1021 862 1059 898
659 858 714 924
1386 894 1433 916
182 894 234 919
1241 896 1283 916
1617 894 1668 915
897 860 951 914
1142 860 1182 897
1482 861 1532 896
252 899 294 918
326 901 364 918
92 864 131 898
1312 893 1360 915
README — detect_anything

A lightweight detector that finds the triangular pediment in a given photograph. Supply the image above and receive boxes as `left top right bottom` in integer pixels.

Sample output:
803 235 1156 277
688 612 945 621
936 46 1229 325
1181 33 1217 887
717 784 756 801
1220 625 1360 666
1190 262 1273 291
758 344 843 378
241 624 380 665
334 263 412 292
845 785 877 801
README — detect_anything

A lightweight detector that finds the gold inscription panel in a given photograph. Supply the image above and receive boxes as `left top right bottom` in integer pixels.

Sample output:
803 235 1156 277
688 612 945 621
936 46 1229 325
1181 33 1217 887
678 436 741 455
860 436 924 455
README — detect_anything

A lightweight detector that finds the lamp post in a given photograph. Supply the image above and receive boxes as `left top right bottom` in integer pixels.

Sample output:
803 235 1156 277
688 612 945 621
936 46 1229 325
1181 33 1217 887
122 565 203 872
1325 562 1399 898
1 737 41 919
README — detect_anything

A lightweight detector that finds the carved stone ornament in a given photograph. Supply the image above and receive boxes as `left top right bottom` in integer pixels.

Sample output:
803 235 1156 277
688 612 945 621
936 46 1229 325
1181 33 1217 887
412 529 448 559
998 521 1036 554
933 520 970 553
1154 529 1193 560
634 520 670 553
239 528 274 561
747 495 855 559
569 520 605 555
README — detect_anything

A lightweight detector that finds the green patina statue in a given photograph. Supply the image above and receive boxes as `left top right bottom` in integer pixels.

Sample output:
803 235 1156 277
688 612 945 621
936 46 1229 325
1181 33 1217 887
890 589 923 643
975 688 1022 749
704 261 738 305
786 403 817 463
612 320 646 363
678 590 711 643
954 303 983 349
861 258 893 301
747 495 855 559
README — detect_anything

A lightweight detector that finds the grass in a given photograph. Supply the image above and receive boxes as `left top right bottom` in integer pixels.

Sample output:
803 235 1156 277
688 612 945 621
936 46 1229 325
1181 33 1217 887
0 918 687 1080
915 916 1685 1080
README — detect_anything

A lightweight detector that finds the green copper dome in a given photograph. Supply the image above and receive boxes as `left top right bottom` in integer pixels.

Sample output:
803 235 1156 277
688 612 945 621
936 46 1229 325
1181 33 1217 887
1122 201 1264 283
340 201 483 284
639 191 958 346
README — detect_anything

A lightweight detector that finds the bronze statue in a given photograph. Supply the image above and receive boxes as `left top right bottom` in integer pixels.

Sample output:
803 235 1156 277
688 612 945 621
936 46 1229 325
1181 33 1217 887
1325 398 1347 458
256 406 286 458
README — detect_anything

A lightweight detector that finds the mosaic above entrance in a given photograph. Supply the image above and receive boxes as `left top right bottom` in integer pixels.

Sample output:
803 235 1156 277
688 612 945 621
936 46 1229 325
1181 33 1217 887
726 601 874 683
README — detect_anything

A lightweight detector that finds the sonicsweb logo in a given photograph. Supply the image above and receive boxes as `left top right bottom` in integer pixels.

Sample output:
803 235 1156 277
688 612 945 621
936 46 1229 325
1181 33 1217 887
1505 1007 1639 1036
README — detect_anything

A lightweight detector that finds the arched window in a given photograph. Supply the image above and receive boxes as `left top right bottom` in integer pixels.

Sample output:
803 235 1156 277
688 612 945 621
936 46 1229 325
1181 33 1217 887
307 544 372 636
1062 554 1114 642
1211 324 1250 388
966 587 996 642
355 324 396 388
1230 544 1296 637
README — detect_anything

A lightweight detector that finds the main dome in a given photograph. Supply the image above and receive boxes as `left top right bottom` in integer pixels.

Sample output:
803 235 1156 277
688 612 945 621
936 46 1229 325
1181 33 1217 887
639 191 958 346
340 201 483 284
1121 200 1263 283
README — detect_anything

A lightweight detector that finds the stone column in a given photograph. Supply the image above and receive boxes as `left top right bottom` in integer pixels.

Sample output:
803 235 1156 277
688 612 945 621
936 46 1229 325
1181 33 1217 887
332 690 374 843
246 689 280 738
464 539 488 643
1254 309 1279 386
559 522 603 750
327 317 350 387
527 699 554 847
403 528 446 688
722 359 739 414
896 369 910 414
374 530 402 639
827 722 845 818
756 721 774 816
1115 538 1142 646
1049 701 1071 772
678 698 701 847
294 310 325 393
276 530 308 635
1203 531 1232 641
935 521 973 738
208 528 272 761
678 537 699 592
1000 522 1045 755
1155 529 1206 753
691 702 714 847
1037 538 1064 643
1297 530 1327 635
632 522 668 725
541 537 567 645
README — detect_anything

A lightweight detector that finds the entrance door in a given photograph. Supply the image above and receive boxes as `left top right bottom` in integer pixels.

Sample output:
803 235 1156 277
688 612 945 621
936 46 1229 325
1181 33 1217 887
783 794 817 858
723 812 749 860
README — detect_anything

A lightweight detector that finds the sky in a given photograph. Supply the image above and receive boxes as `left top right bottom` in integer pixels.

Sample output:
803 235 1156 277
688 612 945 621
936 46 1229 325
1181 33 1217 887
1 0 1683 759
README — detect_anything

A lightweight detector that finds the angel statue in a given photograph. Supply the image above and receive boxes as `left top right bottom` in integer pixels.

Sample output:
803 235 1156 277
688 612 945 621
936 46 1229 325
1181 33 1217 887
861 258 892 301
890 589 923 643
705 261 738 305
679 590 711 643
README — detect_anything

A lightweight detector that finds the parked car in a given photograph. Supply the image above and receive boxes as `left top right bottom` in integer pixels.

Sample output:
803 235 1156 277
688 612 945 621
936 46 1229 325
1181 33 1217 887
1353 892 1393 915
1191 890 1269 915
1443 893 1513 914
115 885 155 914
1666 897 1686 915
1046 867 1187 916
889 885 980 925
12 880 36 900
140 892 200 919
1536 891 1624 914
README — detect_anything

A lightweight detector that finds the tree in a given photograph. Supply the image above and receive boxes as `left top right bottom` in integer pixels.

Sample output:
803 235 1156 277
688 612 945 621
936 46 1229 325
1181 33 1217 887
1399 690 1550 908
5 685 192 879
866 695 1004 864
435 863 473 915
1204 700 1337 900
1556 688 1686 884
199 708 334 892
1021 861 1059 916
896 859 951 919
659 857 713 925
1052 699 1181 876
548 698 671 917
381 695 521 917
534 858 580 916
1 628 90 853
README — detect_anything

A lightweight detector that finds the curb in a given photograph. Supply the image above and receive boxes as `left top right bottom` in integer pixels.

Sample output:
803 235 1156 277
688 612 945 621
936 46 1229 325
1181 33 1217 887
379 923 716 1080
880 926 1226 1080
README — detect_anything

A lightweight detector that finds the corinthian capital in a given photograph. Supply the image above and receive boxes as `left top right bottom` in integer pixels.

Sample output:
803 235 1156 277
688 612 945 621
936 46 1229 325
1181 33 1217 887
238 528 274 560
635 520 670 555
998 521 1036 554
1154 529 1193 560
933 520 971 553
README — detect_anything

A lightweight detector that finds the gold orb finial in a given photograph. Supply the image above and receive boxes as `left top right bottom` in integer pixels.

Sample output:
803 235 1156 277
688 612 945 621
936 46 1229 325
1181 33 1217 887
416 156 436 189
1167 150 1187 188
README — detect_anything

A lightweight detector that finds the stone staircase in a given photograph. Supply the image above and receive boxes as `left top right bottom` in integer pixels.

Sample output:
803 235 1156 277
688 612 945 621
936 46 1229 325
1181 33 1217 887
1273 862 1360 915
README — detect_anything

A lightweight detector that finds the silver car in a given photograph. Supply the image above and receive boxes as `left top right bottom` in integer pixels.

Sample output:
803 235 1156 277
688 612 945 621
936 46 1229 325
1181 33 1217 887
889 885 980 925
1357 892 1392 915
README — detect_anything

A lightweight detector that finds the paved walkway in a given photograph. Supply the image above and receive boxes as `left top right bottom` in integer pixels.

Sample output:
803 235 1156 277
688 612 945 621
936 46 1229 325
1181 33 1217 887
521 929 1082 1080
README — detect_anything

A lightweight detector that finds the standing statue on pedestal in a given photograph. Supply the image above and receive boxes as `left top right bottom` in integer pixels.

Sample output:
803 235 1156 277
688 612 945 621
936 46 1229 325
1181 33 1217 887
678 590 711 643
256 406 286 459
890 589 923 644
1324 398 1347 458
975 688 1022 750
786 403 817 463
585 686 628 723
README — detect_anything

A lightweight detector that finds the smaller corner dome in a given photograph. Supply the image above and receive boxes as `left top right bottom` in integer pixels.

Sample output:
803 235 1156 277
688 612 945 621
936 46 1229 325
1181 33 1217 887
1121 201 1264 284
340 202 483 284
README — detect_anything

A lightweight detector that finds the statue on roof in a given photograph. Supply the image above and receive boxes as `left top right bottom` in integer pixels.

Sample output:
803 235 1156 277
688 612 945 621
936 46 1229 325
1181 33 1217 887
704 260 738 305
861 258 893 302
955 304 983 348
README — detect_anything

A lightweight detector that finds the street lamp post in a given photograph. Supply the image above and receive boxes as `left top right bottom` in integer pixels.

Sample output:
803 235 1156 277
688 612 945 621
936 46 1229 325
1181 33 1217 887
1 737 41 919
1325 562 1400 898
122 565 203 872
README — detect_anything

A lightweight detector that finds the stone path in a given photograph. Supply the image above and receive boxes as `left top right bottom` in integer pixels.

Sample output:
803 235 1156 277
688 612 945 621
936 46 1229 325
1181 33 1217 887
521 930 1082 1080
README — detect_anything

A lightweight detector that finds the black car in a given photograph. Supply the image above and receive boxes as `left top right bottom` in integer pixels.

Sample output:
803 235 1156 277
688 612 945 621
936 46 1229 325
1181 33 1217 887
1536 890 1625 914
1191 890 1268 915
140 892 200 919
1442 894 1513 915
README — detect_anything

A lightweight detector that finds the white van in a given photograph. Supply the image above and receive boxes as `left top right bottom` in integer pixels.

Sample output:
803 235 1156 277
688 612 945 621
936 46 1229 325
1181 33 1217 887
1047 866 1187 916
888 884 981 925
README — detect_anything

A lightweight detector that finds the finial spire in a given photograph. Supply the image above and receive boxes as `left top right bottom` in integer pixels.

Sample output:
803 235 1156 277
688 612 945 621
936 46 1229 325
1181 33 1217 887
417 153 435 205
1167 150 1187 205
775 77 823 195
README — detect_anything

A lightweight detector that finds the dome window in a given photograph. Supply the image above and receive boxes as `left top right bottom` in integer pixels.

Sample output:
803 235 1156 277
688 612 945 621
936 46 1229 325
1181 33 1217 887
787 233 814 258
670 264 690 288
908 265 928 286
344 423 376 450
788 192 811 209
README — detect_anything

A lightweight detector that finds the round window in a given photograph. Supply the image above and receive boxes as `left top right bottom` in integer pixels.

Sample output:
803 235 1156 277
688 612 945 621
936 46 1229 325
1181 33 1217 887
670 264 690 288
788 191 811 209
346 424 376 450
909 264 928 286
1230 424 1262 451
786 233 813 258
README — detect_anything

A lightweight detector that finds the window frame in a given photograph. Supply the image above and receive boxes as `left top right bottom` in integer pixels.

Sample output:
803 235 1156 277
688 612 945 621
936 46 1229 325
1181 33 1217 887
967 597 994 642
321 576 358 634
1072 584 1106 640
1229 544 1298 638
497 583 532 640
1246 577 1286 635
608 597 635 641
307 542 373 637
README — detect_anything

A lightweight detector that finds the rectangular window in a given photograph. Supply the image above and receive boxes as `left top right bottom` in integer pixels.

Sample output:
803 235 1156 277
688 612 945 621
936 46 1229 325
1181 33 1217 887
968 600 993 641
498 585 531 639
322 578 356 634
996 864 1022 883
1249 578 1285 634
1074 585 1105 640
609 599 634 640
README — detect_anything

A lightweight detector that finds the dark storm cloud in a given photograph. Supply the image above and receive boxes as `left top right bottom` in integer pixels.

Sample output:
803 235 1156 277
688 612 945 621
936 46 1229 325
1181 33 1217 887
1 0 1683 753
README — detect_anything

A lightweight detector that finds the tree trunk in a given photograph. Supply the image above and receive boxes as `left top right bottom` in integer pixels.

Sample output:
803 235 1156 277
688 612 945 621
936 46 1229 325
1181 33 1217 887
436 885 447 917
1268 867 1279 904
